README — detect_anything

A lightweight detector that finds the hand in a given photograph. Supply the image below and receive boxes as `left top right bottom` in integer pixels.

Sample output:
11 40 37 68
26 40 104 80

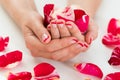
85 18 98 44
19 11 88 61
47 19 85 41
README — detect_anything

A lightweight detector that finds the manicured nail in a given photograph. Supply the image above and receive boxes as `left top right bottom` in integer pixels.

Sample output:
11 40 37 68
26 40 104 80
78 42 84 47
42 33 49 43
84 43 89 48
76 44 82 48
89 37 93 44
70 39 77 44
59 23 64 28
47 25 51 29
72 39 79 42
52 24 57 28
66 24 72 28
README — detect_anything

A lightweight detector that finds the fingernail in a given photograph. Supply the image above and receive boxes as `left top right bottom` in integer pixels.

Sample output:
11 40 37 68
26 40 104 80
71 39 77 44
76 44 82 48
67 25 72 28
52 24 57 28
42 33 49 43
47 25 51 29
66 24 72 28
89 37 93 44
78 42 84 47
72 39 79 42
59 23 64 28
84 43 89 48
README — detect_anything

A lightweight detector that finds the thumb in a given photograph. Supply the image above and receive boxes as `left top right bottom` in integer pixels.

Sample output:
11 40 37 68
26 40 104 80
29 19 51 44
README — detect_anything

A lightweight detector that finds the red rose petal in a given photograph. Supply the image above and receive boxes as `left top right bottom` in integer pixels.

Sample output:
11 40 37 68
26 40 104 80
34 62 55 77
34 62 60 80
0 55 8 67
6 50 22 64
108 18 120 35
104 72 120 80
108 47 120 65
75 15 89 33
0 50 22 68
75 63 103 79
44 4 54 27
0 36 9 51
102 33 120 46
8 72 32 80
43 4 89 34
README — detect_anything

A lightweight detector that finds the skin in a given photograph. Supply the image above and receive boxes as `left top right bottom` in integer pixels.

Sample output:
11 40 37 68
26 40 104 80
0 0 101 61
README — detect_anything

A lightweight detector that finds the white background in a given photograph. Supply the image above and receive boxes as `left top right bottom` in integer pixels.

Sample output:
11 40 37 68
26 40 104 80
0 0 120 80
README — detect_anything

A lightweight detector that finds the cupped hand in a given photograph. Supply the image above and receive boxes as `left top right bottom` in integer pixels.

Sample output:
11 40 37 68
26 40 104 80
19 11 88 61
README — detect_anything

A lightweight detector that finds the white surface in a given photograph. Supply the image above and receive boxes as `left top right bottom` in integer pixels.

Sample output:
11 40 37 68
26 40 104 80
0 0 120 80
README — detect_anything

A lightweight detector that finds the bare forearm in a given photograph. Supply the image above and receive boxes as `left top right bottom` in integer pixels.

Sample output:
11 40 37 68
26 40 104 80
0 0 37 24
67 0 102 17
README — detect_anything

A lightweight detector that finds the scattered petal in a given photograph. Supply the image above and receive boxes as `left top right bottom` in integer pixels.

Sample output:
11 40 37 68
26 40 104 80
0 36 9 51
34 62 60 80
0 50 22 68
8 71 32 80
102 33 120 46
75 63 103 79
108 47 120 65
107 18 120 35
102 18 120 46
104 72 120 80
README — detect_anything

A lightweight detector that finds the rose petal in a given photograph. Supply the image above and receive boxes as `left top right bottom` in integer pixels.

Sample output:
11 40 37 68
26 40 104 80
75 15 89 33
0 55 8 67
6 50 22 64
102 33 120 46
0 50 22 68
108 47 120 65
43 4 89 34
8 72 32 80
104 72 120 80
44 4 54 27
0 36 9 51
108 18 120 35
34 62 60 80
75 63 103 79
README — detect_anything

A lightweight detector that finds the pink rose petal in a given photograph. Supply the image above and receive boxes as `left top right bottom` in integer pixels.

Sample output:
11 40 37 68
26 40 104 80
0 36 9 51
0 50 22 68
104 72 120 80
34 62 60 80
43 4 89 34
75 63 103 79
108 47 120 65
8 72 32 80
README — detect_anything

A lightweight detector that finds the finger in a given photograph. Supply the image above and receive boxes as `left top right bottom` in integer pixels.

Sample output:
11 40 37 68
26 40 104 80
66 21 85 41
85 18 98 44
51 42 87 61
57 19 71 38
45 37 78 52
23 27 48 56
29 18 51 43
50 20 60 39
